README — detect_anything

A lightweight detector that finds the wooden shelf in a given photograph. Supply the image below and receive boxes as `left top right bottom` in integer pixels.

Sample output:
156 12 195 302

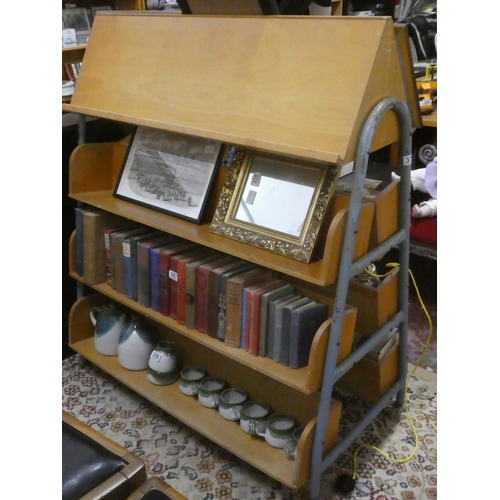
69 294 342 489
69 141 375 287
68 230 356 394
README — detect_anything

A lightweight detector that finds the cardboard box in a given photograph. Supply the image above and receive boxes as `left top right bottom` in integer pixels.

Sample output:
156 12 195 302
336 341 399 404
347 266 399 336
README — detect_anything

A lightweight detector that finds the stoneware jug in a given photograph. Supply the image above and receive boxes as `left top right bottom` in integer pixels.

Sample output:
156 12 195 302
89 302 128 356
118 315 157 371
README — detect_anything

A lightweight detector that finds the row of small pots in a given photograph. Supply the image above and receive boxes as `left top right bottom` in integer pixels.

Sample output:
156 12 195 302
178 366 303 457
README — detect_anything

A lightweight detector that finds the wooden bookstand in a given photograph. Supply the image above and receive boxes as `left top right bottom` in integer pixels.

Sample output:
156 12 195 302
64 13 414 497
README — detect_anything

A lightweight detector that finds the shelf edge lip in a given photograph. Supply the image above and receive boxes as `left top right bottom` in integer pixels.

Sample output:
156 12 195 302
60 105 343 165
68 273 319 395
67 193 336 288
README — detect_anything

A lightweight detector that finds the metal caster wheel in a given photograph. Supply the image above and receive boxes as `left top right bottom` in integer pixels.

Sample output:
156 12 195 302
389 405 404 421
418 144 437 165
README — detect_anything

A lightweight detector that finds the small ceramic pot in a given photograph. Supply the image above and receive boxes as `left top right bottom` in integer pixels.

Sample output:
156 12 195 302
198 377 226 408
218 388 248 421
118 316 157 371
148 340 177 373
256 413 296 449
146 368 179 386
283 426 305 459
90 302 128 356
239 401 270 435
179 367 206 396
146 340 178 385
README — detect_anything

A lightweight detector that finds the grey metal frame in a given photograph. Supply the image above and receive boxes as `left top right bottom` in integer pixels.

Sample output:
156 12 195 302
309 97 413 498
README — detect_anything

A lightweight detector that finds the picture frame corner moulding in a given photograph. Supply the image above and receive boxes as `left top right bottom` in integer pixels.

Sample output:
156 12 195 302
209 146 340 263
113 126 224 225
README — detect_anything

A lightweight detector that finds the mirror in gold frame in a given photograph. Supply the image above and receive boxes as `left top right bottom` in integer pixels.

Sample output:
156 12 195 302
210 147 340 263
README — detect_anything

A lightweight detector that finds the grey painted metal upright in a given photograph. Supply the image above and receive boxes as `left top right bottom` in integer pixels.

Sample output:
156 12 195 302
309 97 413 498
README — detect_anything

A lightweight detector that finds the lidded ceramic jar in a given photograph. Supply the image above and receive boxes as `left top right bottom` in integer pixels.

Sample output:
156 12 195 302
146 340 179 385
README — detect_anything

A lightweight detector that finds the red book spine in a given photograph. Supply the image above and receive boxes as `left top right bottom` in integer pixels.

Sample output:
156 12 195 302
176 251 207 325
169 256 182 320
176 258 189 325
248 289 262 356
195 266 211 333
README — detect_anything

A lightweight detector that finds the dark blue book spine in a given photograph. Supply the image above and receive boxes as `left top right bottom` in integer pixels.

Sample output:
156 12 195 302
130 240 140 301
150 247 162 311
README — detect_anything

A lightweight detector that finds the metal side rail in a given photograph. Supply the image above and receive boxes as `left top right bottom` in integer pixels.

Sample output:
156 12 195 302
309 97 413 499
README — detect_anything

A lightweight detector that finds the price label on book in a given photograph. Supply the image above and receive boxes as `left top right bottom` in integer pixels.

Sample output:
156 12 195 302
123 242 131 258
169 269 178 282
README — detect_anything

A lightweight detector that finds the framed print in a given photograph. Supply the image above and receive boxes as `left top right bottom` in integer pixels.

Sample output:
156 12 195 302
114 127 224 224
62 8 91 44
210 147 340 263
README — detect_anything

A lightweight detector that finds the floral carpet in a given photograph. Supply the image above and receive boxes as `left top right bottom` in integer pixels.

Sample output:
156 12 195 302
62 355 437 500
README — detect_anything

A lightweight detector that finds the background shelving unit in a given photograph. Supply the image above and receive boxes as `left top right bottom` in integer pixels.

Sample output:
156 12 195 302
62 1 145 104
63 12 415 497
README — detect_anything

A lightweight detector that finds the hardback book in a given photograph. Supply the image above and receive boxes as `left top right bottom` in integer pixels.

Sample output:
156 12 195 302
105 224 137 286
196 255 239 334
137 233 178 308
170 247 209 323
150 239 187 312
259 283 295 357
158 242 198 317
110 226 148 292
278 296 314 366
184 252 224 330
241 279 280 350
245 278 284 356
216 263 255 342
206 258 248 339
266 293 300 359
81 207 129 284
241 288 249 349
272 295 308 362
123 229 161 300
74 207 86 277
288 300 329 369
225 268 272 348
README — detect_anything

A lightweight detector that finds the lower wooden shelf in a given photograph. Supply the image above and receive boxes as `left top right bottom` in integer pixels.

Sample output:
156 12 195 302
69 294 342 489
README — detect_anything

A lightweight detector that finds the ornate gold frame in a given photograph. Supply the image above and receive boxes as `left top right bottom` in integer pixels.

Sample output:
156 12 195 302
210 147 340 263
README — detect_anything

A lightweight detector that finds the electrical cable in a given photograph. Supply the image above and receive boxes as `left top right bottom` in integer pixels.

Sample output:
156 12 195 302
338 262 435 490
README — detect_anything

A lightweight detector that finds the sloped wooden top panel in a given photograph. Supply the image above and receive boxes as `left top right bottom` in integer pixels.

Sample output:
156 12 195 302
64 13 406 164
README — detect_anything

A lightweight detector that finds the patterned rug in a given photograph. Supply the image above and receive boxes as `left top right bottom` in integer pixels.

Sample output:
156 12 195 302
62 355 437 500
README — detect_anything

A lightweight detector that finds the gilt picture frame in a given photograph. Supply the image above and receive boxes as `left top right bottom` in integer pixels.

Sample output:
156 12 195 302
114 126 224 224
210 147 340 263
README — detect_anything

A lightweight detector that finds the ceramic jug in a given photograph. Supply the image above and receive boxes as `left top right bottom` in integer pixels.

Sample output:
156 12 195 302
118 315 157 370
89 302 128 356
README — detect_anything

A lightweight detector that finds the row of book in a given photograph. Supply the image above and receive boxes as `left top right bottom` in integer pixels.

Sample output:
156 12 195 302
75 206 329 369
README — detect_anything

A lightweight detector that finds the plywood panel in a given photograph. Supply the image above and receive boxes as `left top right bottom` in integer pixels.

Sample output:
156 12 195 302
65 14 407 164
